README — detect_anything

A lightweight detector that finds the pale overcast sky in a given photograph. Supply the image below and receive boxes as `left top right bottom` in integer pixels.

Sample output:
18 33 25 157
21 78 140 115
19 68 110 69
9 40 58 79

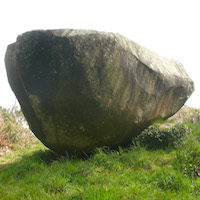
0 0 199 108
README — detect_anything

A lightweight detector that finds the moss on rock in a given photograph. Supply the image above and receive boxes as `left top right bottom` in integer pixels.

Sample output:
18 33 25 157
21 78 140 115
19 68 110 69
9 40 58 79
5 29 194 154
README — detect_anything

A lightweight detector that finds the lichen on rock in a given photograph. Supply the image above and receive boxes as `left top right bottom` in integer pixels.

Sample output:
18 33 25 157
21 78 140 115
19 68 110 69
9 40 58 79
5 29 194 154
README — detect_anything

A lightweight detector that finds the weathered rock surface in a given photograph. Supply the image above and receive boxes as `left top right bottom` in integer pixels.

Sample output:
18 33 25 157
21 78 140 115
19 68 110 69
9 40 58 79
5 29 194 154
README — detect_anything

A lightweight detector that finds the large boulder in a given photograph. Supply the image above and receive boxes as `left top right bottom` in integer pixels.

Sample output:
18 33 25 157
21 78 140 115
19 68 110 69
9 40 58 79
5 29 194 154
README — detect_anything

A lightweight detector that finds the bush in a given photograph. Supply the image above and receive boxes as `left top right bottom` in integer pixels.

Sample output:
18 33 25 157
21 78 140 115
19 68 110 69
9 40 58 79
135 124 192 150
0 105 38 155
168 106 200 124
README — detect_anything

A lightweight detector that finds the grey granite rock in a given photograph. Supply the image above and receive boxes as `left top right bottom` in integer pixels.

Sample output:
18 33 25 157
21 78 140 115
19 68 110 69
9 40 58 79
5 29 194 154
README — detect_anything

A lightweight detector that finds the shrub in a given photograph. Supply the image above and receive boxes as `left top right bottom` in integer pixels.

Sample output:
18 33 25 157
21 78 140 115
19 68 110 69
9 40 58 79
135 124 192 150
168 106 200 124
0 105 38 155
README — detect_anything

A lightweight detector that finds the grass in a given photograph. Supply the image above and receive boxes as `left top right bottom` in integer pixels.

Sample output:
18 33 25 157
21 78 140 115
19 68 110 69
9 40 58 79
1 128 200 200
0 106 200 199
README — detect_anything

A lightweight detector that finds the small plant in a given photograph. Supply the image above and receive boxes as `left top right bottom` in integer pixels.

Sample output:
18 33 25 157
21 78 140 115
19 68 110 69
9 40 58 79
173 136 200 178
135 123 191 150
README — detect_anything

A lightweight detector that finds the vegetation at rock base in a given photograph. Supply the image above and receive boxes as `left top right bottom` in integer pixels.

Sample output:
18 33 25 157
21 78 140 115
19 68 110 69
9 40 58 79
0 105 39 156
0 105 200 199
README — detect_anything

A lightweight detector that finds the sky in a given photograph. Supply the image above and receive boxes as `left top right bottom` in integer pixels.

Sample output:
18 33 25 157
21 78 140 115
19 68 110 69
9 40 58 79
0 0 199 108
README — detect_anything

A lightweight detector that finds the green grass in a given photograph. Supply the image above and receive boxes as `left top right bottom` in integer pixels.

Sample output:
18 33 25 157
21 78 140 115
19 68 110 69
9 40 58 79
1 123 200 200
